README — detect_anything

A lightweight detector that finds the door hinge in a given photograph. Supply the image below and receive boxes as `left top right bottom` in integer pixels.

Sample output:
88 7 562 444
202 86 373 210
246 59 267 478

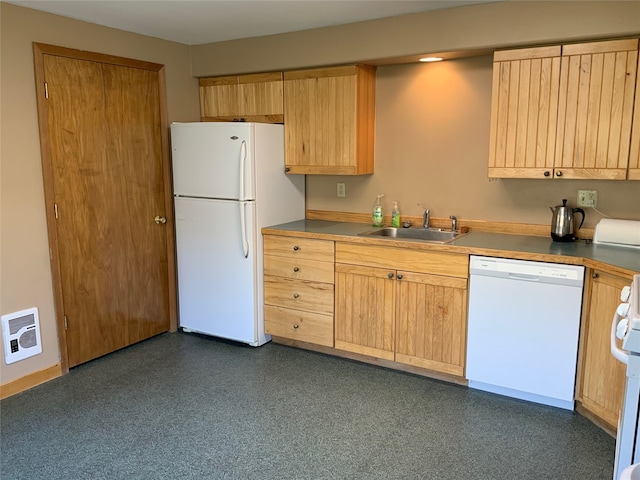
44 82 49 99
54 203 59 219
64 315 68 330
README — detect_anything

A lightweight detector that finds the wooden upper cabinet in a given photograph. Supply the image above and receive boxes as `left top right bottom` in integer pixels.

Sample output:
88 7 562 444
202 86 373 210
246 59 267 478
199 72 283 123
283 65 376 175
628 49 640 180
555 39 638 180
488 46 562 179
489 39 639 180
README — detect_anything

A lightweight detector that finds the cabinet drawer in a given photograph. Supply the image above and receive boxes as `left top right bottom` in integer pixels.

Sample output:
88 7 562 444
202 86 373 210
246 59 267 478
264 235 334 262
264 255 334 283
336 243 468 278
264 276 334 315
265 305 333 347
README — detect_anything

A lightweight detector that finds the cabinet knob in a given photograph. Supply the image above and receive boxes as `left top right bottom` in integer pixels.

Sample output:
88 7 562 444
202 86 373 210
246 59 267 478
592 272 600 279
556 171 563 177
397 274 403 280
293 324 299 329
293 293 299 299
388 273 394 279
293 267 299 272
285 167 291 173
544 171 551 177
293 245 299 251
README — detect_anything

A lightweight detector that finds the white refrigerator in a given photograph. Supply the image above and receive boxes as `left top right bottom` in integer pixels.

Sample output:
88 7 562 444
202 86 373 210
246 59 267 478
171 122 305 346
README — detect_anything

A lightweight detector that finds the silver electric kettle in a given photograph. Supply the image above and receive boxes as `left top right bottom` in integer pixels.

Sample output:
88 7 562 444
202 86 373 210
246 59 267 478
550 199 585 242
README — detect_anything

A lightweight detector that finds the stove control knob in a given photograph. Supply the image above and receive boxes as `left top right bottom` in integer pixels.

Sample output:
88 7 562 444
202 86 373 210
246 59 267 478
617 318 629 341
617 302 631 318
621 285 631 303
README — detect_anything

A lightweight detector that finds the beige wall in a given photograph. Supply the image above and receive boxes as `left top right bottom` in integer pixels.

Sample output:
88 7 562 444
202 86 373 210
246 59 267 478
308 57 640 227
191 1 640 76
0 3 200 385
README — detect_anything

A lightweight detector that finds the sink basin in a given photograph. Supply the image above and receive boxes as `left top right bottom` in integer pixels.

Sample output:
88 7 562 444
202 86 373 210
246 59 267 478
358 227 466 244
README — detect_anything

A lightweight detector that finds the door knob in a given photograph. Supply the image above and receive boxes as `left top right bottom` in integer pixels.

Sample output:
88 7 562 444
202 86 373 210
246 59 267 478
154 216 167 225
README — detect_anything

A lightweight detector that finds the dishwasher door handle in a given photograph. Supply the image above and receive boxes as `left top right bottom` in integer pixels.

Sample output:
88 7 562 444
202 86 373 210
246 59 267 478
507 272 540 282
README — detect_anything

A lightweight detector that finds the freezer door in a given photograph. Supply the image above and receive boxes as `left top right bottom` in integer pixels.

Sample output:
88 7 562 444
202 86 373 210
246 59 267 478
174 196 257 343
171 122 255 200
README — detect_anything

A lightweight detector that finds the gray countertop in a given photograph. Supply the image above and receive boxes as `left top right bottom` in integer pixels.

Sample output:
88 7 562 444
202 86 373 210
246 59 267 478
263 219 640 275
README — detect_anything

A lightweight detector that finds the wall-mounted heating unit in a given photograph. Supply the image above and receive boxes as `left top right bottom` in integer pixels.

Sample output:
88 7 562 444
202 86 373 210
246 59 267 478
2 307 42 364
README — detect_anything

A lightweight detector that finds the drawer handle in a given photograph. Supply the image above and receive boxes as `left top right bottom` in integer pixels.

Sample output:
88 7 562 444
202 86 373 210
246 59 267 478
293 324 299 329
397 274 403 280
293 293 299 299
388 273 394 279
293 245 299 251
293 267 299 272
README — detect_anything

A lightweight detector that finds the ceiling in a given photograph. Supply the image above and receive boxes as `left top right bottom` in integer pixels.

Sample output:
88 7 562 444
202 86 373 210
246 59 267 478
5 0 496 45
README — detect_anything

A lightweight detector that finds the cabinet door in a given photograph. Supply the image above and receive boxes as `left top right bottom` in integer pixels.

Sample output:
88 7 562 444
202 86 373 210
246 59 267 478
555 39 638 180
199 76 240 119
395 272 468 377
626 52 640 180
238 72 283 122
335 263 395 360
284 65 375 175
488 46 561 179
579 270 630 429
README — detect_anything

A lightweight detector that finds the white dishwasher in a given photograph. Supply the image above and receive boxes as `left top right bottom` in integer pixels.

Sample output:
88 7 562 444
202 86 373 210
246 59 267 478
466 255 585 410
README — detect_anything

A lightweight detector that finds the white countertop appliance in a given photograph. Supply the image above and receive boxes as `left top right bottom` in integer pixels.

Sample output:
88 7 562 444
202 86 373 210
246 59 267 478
171 122 305 346
612 274 640 479
466 256 585 410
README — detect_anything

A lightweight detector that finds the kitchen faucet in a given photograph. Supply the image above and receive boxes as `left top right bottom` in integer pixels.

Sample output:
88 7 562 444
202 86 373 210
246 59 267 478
422 208 430 229
450 215 458 232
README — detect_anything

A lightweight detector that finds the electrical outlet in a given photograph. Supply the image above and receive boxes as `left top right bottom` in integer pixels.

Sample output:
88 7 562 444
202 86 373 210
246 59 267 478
337 182 346 198
577 190 598 208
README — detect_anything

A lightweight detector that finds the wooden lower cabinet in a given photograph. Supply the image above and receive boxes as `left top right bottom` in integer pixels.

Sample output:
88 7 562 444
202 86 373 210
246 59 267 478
334 243 469 377
335 264 396 360
263 235 335 347
395 272 467 377
578 269 631 430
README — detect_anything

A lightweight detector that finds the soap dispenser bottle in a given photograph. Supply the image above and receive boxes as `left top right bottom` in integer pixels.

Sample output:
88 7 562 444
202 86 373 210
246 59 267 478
391 201 401 228
372 194 384 227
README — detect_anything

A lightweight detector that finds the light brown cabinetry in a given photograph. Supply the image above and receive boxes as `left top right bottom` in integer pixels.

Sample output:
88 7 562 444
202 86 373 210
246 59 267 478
199 72 283 123
578 270 631 430
335 243 468 377
263 235 335 347
489 39 639 180
283 65 376 175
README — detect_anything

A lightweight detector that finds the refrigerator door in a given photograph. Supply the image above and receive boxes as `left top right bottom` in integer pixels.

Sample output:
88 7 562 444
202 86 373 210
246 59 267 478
171 122 255 201
174 196 258 343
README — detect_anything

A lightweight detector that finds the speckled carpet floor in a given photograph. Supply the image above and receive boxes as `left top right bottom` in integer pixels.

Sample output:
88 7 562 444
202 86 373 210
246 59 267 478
1 332 615 479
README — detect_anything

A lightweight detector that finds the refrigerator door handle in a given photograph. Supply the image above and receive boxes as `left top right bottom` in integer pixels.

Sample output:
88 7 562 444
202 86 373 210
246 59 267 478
240 202 249 258
239 140 247 201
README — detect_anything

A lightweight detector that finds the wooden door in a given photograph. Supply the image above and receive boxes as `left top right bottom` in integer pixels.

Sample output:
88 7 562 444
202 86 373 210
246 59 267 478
555 39 638 180
335 263 395 360
395 272 467 377
237 72 284 122
34 44 175 369
579 270 629 429
488 46 561 179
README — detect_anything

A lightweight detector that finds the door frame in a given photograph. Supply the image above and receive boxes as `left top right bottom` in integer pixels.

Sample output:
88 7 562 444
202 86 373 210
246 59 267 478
32 43 177 373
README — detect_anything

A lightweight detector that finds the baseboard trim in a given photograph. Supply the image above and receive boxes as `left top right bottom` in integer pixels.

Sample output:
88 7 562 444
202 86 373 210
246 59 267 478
0 363 62 399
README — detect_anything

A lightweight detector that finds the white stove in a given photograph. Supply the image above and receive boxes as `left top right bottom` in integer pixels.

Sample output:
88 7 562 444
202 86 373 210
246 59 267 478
612 274 640 479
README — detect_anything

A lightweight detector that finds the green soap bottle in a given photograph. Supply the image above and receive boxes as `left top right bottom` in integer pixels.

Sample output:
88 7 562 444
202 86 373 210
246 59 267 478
391 201 400 228
372 194 384 227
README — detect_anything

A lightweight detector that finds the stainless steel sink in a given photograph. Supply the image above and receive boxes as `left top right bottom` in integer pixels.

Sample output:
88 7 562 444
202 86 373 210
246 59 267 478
358 227 466 244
